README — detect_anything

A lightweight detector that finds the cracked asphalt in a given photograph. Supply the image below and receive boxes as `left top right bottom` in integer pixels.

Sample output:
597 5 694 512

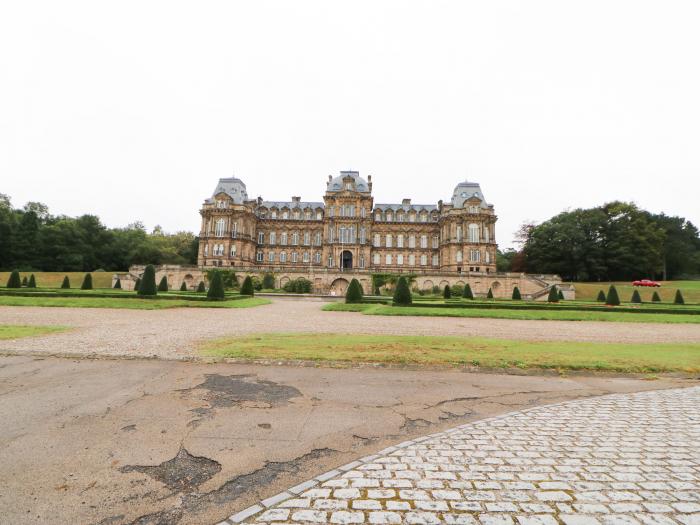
0 355 696 525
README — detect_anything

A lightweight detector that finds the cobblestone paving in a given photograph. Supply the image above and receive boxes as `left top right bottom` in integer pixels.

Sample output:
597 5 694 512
224 387 700 525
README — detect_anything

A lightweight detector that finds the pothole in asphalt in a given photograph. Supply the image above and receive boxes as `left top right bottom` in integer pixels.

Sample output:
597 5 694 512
119 447 221 491
184 374 302 409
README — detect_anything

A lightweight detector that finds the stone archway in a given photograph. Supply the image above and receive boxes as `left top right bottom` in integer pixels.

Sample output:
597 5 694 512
491 281 502 297
422 280 434 292
330 278 350 296
279 276 290 287
183 274 194 290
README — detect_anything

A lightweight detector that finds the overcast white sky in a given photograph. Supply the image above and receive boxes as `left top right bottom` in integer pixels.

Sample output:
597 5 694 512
1 1 698 248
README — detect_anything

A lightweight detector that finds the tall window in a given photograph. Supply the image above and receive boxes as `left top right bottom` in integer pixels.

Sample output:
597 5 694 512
292 232 299 245
303 252 310 263
281 232 288 245
420 254 427 266
386 254 392 265
470 249 480 262
271 210 277 219
256 252 263 262
258 232 264 244
328 228 334 243
483 225 490 243
304 231 310 245
360 207 366 218
316 211 323 220
215 218 226 237
204 244 209 256
397 254 404 265
420 235 428 248
373 234 381 247
397 234 404 248
456 251 463 262
291 252 298 263
305 209 311 220
375 211 382 221
456 225 463 242
315 252 321 263
359 255 365 268
432 254 439 266
408 235 416 248
293 209 300 220
397 211 404 222
373 253 380 265
280 252 287 263
359 227 366 244
386 211 393 222
268 251 275 262
386 234 392 248
409 254 415 266
432 236 439 249
468 224 480 243
315 231 322 246
420 212 428 222
230 245 236 257
282 210 289 219
270 232 276 245
485 251 491 263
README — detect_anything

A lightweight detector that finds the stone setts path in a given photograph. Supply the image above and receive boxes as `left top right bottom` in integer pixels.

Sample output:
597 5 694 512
220 387 700 525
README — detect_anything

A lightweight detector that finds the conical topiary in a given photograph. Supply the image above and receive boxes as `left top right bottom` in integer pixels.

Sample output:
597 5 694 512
651 291 661 302
606 285 620 306
512 286 522 300
114 277 121 289
157 276 169 292
21 275 28 286
6 270 21 288
28 274 37 288
393 276 412 306
558 289 565 301
487 288 494 299
137 265 157 296
631 290 642 303
81 273 93 290
674 289 685 305
596 290 606 302
134 277 141 291
443 285 451 299
61 276 70 289
547 286 559 303
196 281 206 292
180 281 187 291
207 270 225 300
462 283 474 300
345 278 363 303
240 276 254 296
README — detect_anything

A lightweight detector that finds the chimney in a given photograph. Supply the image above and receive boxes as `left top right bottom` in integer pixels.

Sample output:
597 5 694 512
402 198 411 206
328 175 332 182
292 196 301 202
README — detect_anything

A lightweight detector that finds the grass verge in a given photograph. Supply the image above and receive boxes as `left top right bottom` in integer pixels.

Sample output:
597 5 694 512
322 303 700 323
201 333 700 373
0 325 69 340
0 296 270 310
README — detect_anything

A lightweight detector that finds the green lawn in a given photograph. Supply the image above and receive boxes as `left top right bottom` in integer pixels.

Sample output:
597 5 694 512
0 295 270 310
569 280 700 303
202 333 700 373
322 303 700 323
0 325 69 339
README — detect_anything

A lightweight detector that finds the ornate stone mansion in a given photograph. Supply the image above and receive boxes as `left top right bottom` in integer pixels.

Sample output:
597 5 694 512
198 171 498 275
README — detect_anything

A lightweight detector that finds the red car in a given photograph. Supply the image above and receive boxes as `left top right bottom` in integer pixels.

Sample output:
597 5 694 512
632 279 661 287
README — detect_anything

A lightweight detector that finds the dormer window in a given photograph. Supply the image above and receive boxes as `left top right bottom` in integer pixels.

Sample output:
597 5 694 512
345 182 352 190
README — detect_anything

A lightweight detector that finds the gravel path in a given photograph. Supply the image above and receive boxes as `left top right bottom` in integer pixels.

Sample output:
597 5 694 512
0 300 698 360
230 386 700 525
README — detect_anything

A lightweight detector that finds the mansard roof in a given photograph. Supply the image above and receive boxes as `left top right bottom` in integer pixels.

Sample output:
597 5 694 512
451 181 491 209
206 176 249 204
326 171 370 193
374 203 438 212
259 200 324 209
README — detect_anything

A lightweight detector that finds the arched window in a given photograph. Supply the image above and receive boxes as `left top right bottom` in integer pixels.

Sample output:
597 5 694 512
214 218 226 237
281 232 288 245
292 232 299 245
386 211 393 222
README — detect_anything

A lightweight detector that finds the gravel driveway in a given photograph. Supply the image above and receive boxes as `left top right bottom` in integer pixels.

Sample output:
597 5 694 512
0 299 698 360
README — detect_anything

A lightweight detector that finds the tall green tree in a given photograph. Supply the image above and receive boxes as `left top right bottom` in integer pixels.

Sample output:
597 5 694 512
61 275 70 289
393 276 412 305
157 276 169 292
207 271 225 300
462 283 474 300
240 276 254 296
138 265 157 296
345 278 363 303
6 270 21 288
81 273 93 290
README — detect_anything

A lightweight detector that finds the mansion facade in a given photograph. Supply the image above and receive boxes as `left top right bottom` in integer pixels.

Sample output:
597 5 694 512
198 171 497 274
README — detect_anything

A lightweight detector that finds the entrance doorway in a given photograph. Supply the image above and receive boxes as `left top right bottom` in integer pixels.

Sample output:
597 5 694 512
341 250 353 270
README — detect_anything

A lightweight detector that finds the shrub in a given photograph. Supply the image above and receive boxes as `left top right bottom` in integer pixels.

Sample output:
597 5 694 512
296 278 312 293
487 288 494 299
512 286 521 300
262 273 275 289
596 290 606 302
443 285 451 299
6 271 21 288
61 276 70 289
240 276 254 296
137 265 157 296
674 289 685 305
180 281 187 291
207 270 226 300
432 285 440 295
345 278 363 303
606 285 620 306
113 277 121 289
393 276 412 306
558 289 565 301
206 269 238 289
631 290 642 303
651 291 661 302
157 276 169 292
21 275 28 286
547 286 559 303
451 284 463 297
28 274 37 288
462 283 474 300
81 273 93 290
196 281 206 292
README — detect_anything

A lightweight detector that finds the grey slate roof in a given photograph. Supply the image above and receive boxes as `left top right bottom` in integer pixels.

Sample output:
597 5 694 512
259 201 325 209
206 177 249 204
451 181 490 209
326 171 370 192
373 203 438 212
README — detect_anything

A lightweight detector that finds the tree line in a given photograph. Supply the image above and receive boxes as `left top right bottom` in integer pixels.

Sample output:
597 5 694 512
0 194 198 271
497 201 700 281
